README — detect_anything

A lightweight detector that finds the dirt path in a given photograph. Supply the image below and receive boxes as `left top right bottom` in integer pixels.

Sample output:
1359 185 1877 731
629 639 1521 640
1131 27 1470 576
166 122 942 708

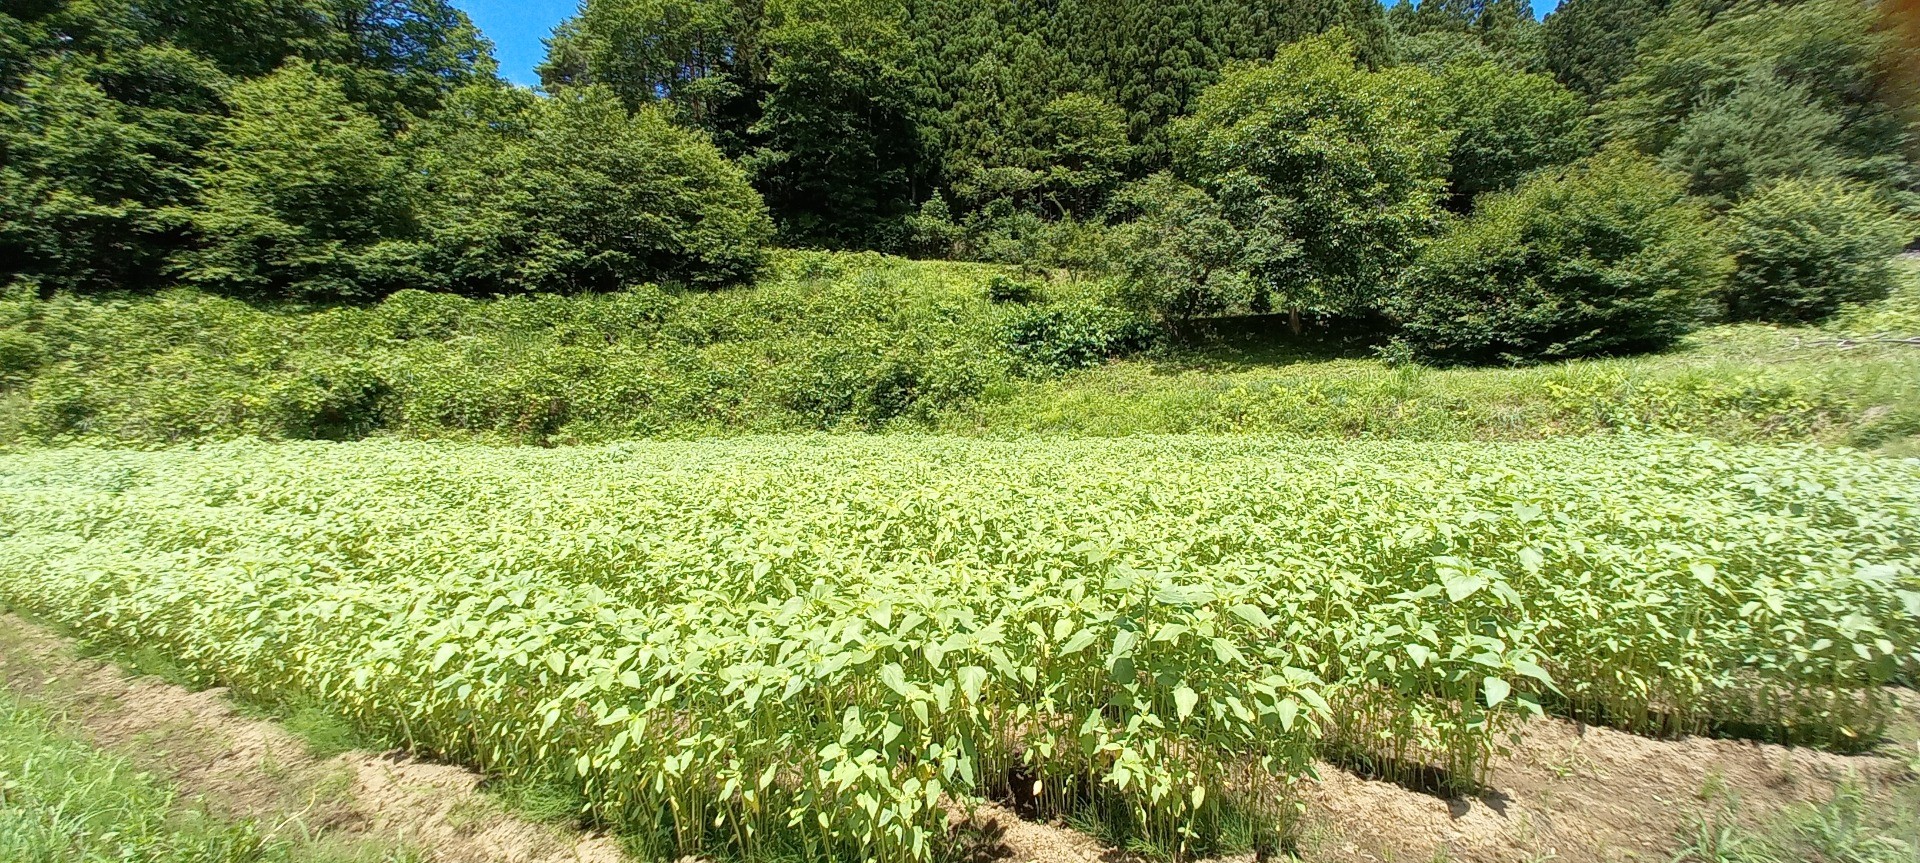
0 615 627 863
1 613 1911 863
1302 697 1916 863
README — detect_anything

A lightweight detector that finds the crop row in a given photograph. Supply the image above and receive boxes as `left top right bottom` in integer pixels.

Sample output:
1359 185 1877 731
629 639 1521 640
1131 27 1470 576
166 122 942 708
0 436 1915 860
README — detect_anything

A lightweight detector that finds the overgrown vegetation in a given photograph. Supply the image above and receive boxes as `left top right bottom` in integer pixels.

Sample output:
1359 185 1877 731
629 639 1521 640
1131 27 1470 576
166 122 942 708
0 254 1150 444
0 436 1913 860
2 252 1916 448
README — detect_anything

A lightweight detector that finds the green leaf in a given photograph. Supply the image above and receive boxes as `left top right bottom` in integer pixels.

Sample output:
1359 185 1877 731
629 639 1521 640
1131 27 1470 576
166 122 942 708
1174 686 1199 721
1229 604 1271 629
958 666 988 704
429 643 458 672
1483 676 1511 708
1510 659 1558 692
1443 572 1487 603
879 663 909 697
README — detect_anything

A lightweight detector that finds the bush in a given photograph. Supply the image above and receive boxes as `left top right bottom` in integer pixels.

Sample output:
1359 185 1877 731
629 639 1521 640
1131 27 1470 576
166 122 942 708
1002 302 1158 375
1391 149 1729 364
1107 174 1252 327
985 275 1042 304
1720 178 1914 324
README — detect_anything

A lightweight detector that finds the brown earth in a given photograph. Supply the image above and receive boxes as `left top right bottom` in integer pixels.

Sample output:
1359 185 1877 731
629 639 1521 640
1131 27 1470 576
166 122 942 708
0 615 627 863
1 613 1912 863
1301 713 1912 863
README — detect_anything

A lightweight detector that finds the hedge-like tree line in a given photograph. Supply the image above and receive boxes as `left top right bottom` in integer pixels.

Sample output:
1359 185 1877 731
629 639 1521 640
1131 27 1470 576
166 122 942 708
2 0 1916 363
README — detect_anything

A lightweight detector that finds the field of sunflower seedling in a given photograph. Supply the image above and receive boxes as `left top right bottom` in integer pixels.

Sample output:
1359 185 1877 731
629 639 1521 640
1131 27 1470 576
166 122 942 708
0 436 1915 860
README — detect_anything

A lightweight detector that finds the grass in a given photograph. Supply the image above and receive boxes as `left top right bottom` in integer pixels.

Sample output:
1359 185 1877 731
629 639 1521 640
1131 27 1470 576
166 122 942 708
1672 693 1920 863
939 312 1920 450
937 255 1913 449
0 688 416 863
1672 782 1920 863
2 252 1916 449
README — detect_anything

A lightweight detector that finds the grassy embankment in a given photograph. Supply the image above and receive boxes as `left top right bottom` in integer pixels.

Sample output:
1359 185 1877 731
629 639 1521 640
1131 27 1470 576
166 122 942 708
0 253 1916 449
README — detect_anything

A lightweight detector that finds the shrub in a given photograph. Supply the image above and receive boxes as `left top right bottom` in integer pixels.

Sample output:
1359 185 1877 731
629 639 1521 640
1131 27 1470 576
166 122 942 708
957 203 1111 271
0 329 43 386
985 275 1042 304
1002 302 1158 374
1391 149 1729 364
904 196 964 259
1720 178 1914 324
1107 174 1253 327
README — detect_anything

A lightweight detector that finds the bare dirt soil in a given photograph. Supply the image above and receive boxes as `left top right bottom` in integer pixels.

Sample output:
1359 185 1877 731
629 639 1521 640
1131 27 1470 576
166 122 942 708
1302 712 1912 863
0 615 627 863
1 612 1912 863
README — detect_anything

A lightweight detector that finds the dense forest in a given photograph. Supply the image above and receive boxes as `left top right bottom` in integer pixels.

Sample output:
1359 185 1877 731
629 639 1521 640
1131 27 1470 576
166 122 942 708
1 0 1916 364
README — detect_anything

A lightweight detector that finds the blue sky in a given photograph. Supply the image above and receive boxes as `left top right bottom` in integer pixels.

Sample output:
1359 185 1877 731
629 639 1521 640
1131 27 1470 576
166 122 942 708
454 0 1565 88
455 0 577 86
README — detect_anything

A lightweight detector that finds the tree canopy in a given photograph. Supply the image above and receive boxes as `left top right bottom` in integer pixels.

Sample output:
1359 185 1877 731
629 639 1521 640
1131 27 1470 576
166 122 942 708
1174 34 1451 318
2 0 1916 366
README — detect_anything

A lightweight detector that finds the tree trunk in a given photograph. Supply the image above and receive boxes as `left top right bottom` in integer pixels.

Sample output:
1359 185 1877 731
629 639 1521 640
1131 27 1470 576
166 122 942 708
1288 307 1302 336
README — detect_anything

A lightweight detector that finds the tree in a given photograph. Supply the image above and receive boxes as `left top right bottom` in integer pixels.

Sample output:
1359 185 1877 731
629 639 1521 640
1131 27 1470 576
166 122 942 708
1390 149 1728 364
316 0 497 126
1174 33 1450 329
1719 177 1914 324
178 60 427 300
1 0 495 295
0 48 220 294
544 0 930 247
950 92 1130 220
416 85 772 293
1432 59 1589 207
1656 73 1855 208
1600 0 1909 191
1106 173 1251 329
1059 0 1391 169
1539 0 1668 98
1888 0 1920 163
98 0 493 122
745 0 929 247
0 4 233 294
1388 0 1543 72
